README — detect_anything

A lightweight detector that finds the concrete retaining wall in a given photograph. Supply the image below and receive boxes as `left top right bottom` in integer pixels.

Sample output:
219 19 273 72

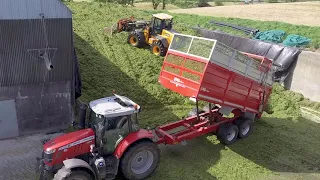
284 51 320 102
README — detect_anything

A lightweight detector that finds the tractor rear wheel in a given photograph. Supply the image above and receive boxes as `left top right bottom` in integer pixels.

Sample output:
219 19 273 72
234 118 253 139
151 41 166 56
128 32 144 48
53 166 92 180
217 123 239 145
120 140 160 180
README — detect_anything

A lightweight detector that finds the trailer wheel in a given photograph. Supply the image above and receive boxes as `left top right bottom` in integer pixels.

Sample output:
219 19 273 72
234 119 253 139
120 140 160 180
53 166 92 180
217 123 239 145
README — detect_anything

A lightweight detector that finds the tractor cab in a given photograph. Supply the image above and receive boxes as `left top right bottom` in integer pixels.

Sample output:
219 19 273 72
88 94 141 154
150 13 173 35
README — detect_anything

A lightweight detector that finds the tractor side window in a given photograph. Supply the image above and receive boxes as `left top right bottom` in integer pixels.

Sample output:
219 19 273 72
131 114 140 132
103 116 130 153
106 116 129 131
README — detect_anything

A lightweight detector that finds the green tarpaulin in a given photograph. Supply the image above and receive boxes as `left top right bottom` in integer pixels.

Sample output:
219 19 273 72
254 30 286 43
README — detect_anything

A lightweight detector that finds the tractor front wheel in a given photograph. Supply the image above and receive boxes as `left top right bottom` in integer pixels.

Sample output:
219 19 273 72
128 32 144 48
120 140 160 180
151 41 167 56
53 166 92 180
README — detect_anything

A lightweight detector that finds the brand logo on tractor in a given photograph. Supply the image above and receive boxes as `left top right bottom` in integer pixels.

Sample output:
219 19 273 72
58 135 95 151
170 77 186 88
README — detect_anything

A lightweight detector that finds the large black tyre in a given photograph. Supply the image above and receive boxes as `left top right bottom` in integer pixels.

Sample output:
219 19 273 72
127 32 144 48
234 118 253 139
53 166 92 180
217 123 239 145
120 140 160 180
151 41 167 56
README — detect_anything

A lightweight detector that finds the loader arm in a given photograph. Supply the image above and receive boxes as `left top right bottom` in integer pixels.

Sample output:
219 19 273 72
104 16 149 35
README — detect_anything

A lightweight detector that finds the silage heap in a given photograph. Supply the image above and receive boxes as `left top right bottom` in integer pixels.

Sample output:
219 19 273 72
265 83 320 121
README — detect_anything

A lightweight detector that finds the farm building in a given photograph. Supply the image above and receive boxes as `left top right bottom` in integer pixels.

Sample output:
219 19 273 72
0 0 82 139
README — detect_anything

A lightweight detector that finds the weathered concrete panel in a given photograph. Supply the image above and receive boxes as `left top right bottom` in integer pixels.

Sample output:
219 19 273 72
15 81 72 135
0 99 19 139
285 51 320 102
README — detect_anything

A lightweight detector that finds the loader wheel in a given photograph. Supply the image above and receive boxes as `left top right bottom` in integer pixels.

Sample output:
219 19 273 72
217 123 239 145
120 140 160 180
53 166 92 180
151 41 166 56
234 118 253 139
128 32 144 48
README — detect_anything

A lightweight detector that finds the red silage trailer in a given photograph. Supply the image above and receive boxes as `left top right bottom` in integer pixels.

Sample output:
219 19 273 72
155 33 275 145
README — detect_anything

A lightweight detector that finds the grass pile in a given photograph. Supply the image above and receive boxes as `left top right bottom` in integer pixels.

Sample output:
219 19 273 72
67 2 320 179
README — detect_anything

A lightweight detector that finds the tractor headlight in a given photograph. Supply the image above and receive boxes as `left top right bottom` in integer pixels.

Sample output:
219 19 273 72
44 148 56 154
43 149 55 163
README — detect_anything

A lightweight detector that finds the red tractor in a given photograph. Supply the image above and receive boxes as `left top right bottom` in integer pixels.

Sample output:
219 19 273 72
36 34 277 180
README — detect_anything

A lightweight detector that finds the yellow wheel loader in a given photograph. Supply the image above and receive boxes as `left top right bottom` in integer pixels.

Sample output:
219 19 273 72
105 13 175 56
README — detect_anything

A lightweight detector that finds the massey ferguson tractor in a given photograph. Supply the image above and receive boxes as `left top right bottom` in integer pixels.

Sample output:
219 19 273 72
36 34 277 180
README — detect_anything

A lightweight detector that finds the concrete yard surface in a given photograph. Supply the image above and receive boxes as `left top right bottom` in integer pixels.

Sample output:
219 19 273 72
0 133 62 180
170 2 320 27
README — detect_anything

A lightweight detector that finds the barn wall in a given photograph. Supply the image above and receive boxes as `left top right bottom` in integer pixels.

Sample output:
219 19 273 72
0 81 72 136
0 17 75 139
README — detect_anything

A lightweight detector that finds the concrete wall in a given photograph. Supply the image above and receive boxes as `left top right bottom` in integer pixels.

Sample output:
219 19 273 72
284 51 320 102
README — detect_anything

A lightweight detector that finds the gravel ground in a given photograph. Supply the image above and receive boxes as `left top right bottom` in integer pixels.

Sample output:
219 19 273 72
170 2 320 27
0 133 62 180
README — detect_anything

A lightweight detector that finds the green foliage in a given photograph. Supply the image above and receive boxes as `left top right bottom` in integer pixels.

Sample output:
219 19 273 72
198 0 210 7
267 0 278 3
214 0 224 6
94 0 134 6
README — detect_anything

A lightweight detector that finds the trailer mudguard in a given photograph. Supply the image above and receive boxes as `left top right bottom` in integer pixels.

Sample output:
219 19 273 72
114 129 154 159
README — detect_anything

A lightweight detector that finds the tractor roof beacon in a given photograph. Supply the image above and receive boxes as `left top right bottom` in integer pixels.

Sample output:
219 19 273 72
36 34 276 180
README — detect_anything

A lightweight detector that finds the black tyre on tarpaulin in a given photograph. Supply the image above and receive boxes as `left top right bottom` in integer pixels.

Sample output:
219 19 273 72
234 118 253 139
120 140 160 180
53 166 92 180
127 32 145 48
217 123 239 145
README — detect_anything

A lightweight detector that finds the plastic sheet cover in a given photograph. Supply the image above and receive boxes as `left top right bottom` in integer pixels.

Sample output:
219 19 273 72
193 28 301 82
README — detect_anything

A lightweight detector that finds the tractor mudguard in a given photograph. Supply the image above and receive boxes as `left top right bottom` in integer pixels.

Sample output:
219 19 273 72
155 35 169 48
62 158 96 179
114 129 154 159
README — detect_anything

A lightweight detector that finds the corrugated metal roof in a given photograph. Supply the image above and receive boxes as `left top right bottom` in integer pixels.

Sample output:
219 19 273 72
0 0 72 20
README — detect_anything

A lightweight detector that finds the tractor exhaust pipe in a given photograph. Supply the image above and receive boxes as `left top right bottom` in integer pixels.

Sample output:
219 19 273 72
78 103 87 129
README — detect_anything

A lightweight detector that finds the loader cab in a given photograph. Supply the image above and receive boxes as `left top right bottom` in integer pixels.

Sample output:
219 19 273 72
88 94 141 154
150 13 173 35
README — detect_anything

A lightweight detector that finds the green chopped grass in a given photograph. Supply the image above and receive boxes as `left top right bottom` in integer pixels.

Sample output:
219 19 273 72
66 2 320 179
